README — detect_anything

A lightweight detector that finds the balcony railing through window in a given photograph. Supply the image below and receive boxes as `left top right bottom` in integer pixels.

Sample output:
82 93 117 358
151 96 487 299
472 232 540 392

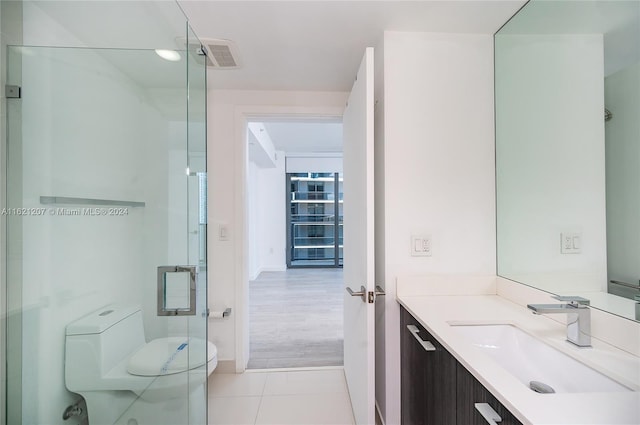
286 172 343 267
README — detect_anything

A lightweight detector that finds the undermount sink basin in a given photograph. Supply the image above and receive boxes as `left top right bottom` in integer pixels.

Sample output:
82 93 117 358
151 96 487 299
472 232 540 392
450 324 632 394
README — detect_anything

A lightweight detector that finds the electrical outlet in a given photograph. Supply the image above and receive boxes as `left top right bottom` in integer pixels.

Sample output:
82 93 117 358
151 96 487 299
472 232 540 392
411 235 432 257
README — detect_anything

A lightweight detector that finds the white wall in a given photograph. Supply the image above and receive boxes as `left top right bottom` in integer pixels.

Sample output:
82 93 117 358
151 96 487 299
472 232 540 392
248 160 260 279
605 61 640 288
247 148 287 281
248 122 277 168
375 32 497 425
207 90 347 369
285 155 343 173
255 151 286 278
247 152 287 281
495 34 607 295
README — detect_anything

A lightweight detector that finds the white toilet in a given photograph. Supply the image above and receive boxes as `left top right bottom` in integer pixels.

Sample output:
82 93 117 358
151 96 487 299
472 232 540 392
65 304 217 425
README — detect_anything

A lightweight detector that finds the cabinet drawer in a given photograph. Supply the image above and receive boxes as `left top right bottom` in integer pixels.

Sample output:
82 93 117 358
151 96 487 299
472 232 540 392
456 363 524 425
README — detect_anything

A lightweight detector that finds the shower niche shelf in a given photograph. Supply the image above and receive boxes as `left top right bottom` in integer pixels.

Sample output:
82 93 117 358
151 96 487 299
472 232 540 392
40 196 145 208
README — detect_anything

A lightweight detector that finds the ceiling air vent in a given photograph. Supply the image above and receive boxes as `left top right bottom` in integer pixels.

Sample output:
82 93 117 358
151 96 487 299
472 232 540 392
207 43 237 68
201 38 241 69
177 37 241 69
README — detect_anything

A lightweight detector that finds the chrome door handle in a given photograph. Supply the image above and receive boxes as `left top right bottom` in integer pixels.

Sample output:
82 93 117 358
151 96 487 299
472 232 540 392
157 265 198 316
406 325 436 351
347 285 386 303
474 403 502 425
346 285 367 303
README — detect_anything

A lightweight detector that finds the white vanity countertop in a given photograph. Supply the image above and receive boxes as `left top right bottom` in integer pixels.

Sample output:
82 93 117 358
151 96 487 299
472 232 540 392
397 294 640 425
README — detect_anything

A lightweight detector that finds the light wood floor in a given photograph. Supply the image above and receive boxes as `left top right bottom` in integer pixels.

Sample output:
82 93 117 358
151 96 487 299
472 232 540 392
248 268 344 369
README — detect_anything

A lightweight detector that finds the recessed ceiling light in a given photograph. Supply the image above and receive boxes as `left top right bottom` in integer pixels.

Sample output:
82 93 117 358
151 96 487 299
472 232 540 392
155 49 181 62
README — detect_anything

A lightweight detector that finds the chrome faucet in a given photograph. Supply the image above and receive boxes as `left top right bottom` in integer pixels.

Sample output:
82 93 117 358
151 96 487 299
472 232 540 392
527 297 591 347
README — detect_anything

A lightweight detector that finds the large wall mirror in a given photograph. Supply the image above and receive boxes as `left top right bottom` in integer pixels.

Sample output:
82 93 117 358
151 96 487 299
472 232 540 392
495 0 640 322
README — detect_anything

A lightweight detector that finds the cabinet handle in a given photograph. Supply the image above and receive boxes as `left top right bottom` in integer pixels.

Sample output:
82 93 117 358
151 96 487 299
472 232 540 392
406 325 436 351
474 403 502 425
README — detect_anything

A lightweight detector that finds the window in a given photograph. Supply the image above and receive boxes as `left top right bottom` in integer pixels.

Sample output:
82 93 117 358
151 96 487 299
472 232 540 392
286 172 343 267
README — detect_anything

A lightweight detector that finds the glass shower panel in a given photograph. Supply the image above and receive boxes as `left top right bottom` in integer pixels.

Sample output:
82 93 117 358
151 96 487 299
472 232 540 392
185 24 208 425
5 43 23 425
5 37 207 425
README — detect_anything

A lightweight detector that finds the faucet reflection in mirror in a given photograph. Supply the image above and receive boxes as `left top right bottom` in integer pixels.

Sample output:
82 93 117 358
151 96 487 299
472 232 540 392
495 0 640 322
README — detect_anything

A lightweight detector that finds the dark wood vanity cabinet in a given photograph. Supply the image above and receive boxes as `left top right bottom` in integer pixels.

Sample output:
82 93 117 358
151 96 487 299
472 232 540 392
400 305 456 425
400 306 524 425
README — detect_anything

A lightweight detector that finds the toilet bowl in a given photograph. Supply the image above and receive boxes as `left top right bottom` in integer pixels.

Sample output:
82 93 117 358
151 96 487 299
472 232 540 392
65 304 217 425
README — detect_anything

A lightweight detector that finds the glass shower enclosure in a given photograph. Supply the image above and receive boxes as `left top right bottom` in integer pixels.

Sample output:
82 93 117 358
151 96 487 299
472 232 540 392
4 2 208 424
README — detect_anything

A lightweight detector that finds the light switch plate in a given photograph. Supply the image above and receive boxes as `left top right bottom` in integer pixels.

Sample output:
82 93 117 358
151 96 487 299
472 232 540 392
561 232 581 254
219 223 230 241
411 235 432 257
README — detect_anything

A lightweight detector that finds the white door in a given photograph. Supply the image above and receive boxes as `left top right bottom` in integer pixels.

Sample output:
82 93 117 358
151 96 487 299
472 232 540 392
343 47 377 425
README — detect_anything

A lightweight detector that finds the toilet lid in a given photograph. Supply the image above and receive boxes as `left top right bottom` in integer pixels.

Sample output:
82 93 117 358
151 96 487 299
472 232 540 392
127 337 217 376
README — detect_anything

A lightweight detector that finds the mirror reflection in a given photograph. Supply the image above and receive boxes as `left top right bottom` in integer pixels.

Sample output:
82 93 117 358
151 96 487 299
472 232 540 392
495 0 640 321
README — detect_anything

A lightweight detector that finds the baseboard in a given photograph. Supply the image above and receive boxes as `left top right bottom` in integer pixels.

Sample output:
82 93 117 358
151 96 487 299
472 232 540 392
260 265 286 272
246 365 344 373
213 360 236 374
250 264 287 280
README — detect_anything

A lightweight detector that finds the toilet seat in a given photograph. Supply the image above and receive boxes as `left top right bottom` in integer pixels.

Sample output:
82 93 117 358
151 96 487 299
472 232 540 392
127 337 217 376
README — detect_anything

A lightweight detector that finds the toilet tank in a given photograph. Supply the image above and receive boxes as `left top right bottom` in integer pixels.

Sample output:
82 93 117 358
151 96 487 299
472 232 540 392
65 304 146 390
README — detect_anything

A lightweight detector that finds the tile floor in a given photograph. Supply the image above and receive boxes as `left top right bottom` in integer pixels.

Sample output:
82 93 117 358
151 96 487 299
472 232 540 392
208 368 355 425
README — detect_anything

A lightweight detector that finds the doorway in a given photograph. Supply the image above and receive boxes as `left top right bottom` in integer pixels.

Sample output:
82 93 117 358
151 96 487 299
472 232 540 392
246 119 344 369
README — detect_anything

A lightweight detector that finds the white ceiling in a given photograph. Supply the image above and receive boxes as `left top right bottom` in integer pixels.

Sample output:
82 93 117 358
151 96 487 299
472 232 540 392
260 121 344 154
178 1 526 91
25 1 637 91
